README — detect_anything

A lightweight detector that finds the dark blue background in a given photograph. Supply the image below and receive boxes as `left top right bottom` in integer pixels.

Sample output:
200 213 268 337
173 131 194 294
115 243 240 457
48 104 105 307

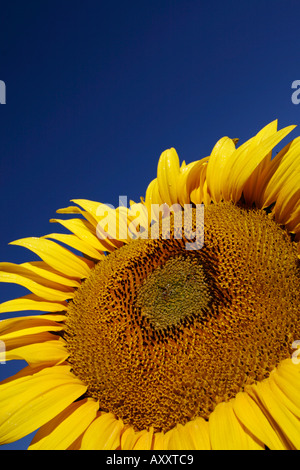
1 0 300 450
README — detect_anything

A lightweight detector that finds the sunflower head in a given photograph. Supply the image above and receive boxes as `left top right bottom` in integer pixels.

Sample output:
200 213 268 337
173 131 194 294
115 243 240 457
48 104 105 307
0 120 300 450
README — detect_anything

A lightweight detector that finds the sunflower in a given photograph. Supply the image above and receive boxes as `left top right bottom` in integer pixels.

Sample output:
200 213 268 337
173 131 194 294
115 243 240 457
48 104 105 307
0 119 300 450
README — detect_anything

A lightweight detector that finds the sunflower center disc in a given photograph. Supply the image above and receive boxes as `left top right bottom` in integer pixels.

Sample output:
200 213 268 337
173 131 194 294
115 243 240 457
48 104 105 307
136 256 212 329
65 202 300 432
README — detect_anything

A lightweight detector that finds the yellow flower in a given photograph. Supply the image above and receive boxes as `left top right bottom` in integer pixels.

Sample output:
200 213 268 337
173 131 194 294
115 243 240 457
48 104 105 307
0 119 300 450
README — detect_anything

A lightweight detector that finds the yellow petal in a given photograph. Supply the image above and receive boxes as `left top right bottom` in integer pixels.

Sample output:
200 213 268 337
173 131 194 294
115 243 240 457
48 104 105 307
0 294 67 315
132 427 154 450
273 171 300 226
145 178 163 210
1 333 69 366
239 121 279 205
218 139 253 202
206 137 236 203
242 153 273 207
56 205 83 214
116 206 137 241
95 205 129 247
163 423 196 450
176 160 199 206
50 217 106 253
0 263 74 292
157 148 181 206
43 232 104 261
202 179 211 206
230 125 296 203
9 237 93 278
249 375 300 449
218 121 283 203
73 199 132 242
144 178 166 225
120 427 148 450
152 431 167 450
0 364 87 445
69 199 101 222
127 202 149 229
273 360 300 415
0 314 65 340
72 199 125 251
183 417 211 450
0 263 75 301
276 357 300 380
261 137 300 208
269 374 300 420
253 119 279 140
185 158 209 205
21 261 80 288
285 204 300 233
70 198 111 228
209 401 264 450
233 391 285 450
80 412 124 450
28 398 99 450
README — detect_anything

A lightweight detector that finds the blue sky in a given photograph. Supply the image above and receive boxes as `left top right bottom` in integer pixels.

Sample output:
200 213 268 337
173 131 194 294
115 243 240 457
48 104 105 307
0 0 300 450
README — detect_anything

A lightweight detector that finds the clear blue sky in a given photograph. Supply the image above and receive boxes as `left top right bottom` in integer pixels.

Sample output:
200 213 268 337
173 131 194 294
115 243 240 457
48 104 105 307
1 0 300 450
